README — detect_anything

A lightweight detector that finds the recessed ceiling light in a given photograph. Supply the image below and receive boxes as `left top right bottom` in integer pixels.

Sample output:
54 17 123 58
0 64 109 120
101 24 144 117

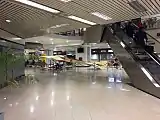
50 38 53 41
12 37 22 40
52 42 54 44
14 0 60 13
68 16 96 25
83 28 86 31
35 41 38 43
91 12 112 20
60 0 72 3
6 20 11 23
50 24 69 29
66 40 69 43
4 97 7 100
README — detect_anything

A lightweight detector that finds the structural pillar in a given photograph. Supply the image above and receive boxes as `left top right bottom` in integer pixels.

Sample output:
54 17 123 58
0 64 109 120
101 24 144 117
75 46 91 62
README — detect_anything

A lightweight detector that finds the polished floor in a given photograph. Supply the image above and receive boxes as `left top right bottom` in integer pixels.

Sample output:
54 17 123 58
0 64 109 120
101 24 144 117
0 68 160 120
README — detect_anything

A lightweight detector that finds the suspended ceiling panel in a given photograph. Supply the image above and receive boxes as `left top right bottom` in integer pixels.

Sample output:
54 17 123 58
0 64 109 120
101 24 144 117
0 0 89 38
31 0 145 21
25 36 83 46
1 0 160 38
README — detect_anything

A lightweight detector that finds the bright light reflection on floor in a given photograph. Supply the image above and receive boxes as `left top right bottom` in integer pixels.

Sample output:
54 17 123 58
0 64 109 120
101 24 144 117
109 78 114 82
92 81 96 84
15 102 19 105
52 91 55 97
107 86 112 89
120 88 130 92
53 73 57 76
36 96 39 101
51 100 54 106
67 96 70 101
116 80 122 83
9 104 13 107
30 105 35 113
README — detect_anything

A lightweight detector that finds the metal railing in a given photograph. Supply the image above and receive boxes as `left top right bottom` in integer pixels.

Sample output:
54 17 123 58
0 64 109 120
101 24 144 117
132 23 160 62
108 26 160 87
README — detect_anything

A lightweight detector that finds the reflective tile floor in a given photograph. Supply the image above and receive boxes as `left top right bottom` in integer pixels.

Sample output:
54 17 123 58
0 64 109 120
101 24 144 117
1 68 160 120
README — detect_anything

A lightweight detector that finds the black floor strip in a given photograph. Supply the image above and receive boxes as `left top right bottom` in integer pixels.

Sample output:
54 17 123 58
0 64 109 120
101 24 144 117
127 83 160 99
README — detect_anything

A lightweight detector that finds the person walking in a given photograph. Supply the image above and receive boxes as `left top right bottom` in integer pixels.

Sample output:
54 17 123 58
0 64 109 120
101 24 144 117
135 27 148 47
125 22 134 38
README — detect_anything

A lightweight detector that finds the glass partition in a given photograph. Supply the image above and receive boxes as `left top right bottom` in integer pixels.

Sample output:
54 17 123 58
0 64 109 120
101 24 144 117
0 38 24 86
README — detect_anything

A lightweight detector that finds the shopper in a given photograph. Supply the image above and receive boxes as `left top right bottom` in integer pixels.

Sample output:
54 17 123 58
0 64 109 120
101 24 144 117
143 21 147 29
32 60 35 66
135 27 148 47
42 60 46 68
55 61 60 70
137 21 143 28
25 60 29 67
125 22 134 38
113 58 119 69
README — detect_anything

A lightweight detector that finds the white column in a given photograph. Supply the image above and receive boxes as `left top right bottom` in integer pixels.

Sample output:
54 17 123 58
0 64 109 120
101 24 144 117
45 50 53 65
75 46 91 62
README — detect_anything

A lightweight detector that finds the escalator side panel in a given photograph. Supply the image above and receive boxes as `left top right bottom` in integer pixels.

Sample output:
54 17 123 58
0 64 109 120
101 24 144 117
83 25 104 43
103 27 160 97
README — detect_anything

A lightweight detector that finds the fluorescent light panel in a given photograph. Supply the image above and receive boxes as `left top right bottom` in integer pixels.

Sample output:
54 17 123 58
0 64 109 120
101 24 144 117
51 24 69 29
60 0 72 3
91 12 112 20
6 20 11 23
12 38 22 40
68 16 96 25
14 0 60 13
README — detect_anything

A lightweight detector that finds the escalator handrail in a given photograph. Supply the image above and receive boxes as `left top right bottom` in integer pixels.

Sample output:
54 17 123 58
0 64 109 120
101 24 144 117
108 26 160 86
108 25 158 64
132 23 160 45
132 23 160 65
146 32 160 44
108 26 145 60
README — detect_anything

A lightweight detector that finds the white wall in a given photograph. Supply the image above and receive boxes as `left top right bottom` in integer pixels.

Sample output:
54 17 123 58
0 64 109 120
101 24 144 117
75 46 91 61
146 29 160 53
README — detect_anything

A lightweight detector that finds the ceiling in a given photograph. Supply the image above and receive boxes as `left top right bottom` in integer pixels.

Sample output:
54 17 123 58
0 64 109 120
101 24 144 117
24 35 83 48
1 0 160 38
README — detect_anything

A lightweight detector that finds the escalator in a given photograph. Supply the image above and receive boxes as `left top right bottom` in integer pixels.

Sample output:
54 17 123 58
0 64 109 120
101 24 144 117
101 25 160 98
